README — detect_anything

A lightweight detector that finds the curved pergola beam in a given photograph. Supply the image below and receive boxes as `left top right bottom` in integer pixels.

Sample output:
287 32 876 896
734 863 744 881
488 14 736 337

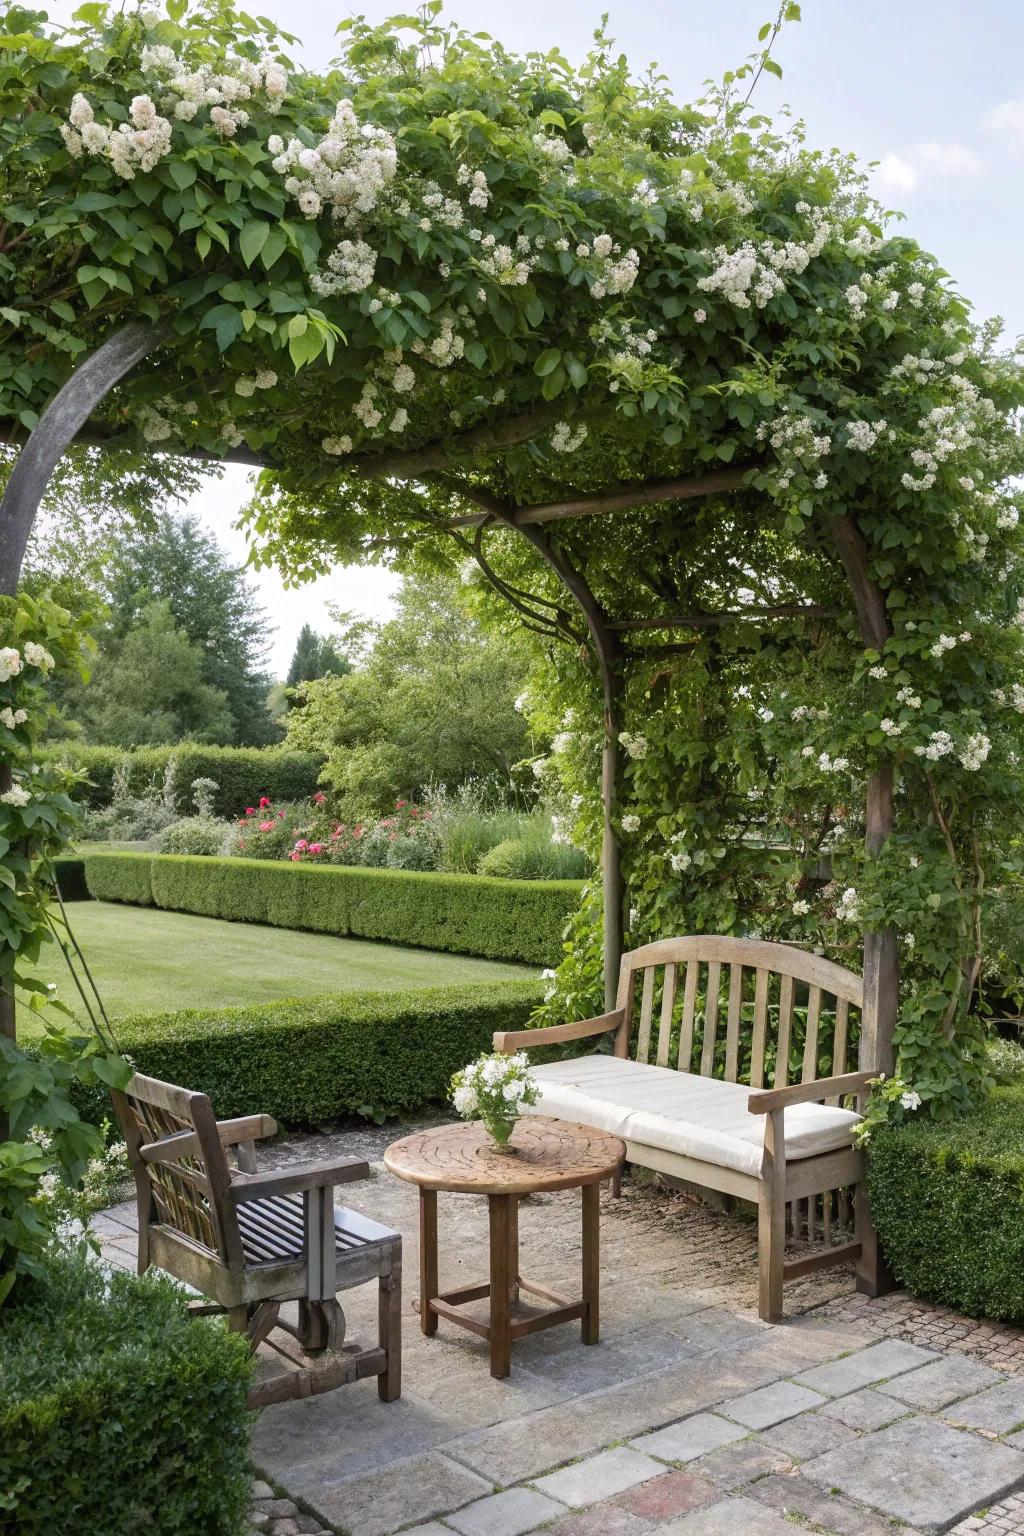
0 321 169 595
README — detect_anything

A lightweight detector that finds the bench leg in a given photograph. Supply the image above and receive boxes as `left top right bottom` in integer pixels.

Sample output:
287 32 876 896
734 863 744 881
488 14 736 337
609 1172 622 1199
419 1187 439 1337
758 1110 786 1323
378 1244 402 1402
854 1182 894 1298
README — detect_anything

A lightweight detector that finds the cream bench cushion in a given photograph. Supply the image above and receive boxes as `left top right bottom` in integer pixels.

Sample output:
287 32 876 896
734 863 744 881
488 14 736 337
527 1055 861 1179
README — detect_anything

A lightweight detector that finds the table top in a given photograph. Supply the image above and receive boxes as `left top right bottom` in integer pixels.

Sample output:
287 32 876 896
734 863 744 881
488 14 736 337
383 1116 625 1195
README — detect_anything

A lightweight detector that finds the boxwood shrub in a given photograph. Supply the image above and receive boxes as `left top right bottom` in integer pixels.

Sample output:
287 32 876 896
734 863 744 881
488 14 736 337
0 1250 252 1536
85 851 582 966
74 981 544 1126
868 1085 1024 1321
40 742 323 818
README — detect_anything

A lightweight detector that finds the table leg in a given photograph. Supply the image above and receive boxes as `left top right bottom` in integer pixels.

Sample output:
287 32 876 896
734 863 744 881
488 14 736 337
488 1194 514 1377
582 1181 600 1345
419 1187 438 1337
509 1194 520 1306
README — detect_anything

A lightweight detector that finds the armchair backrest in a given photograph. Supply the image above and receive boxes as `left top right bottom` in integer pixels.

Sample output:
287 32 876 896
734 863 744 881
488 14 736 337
615 936 863 1096
111 1072 244 1270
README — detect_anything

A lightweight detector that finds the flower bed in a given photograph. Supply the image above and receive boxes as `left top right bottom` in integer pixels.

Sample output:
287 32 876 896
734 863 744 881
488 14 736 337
71 981 545 1127
84 851 582 966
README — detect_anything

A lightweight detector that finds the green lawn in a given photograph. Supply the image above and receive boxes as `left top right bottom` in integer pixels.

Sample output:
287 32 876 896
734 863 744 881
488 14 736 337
19 901 538 1035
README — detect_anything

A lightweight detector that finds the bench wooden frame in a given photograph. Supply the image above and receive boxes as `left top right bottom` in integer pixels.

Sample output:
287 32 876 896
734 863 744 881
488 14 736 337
495 935 885 1322
112 1073 402 1407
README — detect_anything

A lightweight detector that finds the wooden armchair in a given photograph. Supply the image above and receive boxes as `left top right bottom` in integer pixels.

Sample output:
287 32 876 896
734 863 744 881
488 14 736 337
112 1073 401 1407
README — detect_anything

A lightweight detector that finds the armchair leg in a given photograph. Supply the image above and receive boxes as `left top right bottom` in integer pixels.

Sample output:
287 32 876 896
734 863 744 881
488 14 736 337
757 1187 785 1322
378 1248 402 1403
854 1183 894 1298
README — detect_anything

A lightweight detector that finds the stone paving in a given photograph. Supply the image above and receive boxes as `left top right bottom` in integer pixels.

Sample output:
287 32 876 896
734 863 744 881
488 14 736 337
96 1126 1024 1536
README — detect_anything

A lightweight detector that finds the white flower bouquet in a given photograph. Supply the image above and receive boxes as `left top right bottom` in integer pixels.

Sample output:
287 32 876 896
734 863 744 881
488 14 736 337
450 1051 540 1148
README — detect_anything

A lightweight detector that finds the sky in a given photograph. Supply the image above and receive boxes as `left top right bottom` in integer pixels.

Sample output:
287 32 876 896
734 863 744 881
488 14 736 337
45 0 1024 675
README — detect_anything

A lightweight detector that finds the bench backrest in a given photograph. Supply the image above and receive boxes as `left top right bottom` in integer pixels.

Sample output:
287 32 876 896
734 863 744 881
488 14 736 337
112 1072 243 1270
615 936 863 1095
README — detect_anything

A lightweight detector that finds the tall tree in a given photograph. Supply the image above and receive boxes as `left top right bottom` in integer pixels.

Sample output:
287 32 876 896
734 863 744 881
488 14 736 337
103 512 279 745
285 623 351 695
76 599 234 746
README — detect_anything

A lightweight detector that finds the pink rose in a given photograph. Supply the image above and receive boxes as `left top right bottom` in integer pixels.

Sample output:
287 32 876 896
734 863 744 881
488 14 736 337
259 796 271 809
289 851 302 862
259 820 274 832
245 807 255 816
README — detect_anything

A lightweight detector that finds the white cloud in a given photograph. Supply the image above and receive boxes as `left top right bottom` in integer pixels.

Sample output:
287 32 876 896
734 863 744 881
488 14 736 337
873 140 983 196
988 100 1024 158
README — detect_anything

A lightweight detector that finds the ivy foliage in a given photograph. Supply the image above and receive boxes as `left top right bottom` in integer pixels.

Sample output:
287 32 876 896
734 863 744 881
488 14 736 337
3 2 1024 1114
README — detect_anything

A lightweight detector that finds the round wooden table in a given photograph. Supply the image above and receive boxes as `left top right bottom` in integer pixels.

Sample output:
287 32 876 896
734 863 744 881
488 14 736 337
384 1117 624 1378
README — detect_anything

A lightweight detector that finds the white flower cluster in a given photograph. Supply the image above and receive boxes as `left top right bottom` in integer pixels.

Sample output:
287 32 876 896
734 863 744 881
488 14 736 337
0 707 27 729
0 647 23 682
140 42 286 135
622 813 641 833
994 683 1024 712
815 750 850 772
533 132 572 163
23 641 54 671
836 886 861 924
792 899 811 916
270 99 397 224
929 632 968 659
478 239 535 286
914 729 954 761
958 732 991 771
456 162 490 208
879 718 903 737
0 784 30 808
551 421 588 454
62 92 172 180
790 703 829 721
310 237 378 296
579 233 640 298
900 1089 923 1111
321 434 353 456
450 1051 539 1120
845 418 889 453
234 369 277 397
897 686 922 709
619 731 648 760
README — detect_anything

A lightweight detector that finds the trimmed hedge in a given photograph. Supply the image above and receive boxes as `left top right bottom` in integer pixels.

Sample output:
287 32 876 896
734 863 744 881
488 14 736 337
869 1085 1024 1322
0 1250 252 1536
85 851 582 966
75 981 544 1126
40 742 323 818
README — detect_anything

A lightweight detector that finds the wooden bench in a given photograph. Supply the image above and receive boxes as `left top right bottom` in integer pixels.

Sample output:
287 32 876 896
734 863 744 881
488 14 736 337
112 1073 402 1406
495 936 882 1322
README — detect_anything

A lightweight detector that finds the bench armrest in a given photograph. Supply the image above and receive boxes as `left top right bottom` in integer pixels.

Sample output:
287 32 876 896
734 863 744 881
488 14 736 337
493 1008 625 1055
217 1113 277 1147
747 1070 874 1115
229 1156 371 1203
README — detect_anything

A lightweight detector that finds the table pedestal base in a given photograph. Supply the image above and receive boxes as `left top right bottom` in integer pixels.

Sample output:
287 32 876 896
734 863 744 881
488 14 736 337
419 1185 601 1378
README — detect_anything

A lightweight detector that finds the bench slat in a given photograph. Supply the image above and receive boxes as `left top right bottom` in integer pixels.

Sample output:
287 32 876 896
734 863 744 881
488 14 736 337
750 968 769 1088
636 966 656 1064
679 961 698 1072
775 974 794 1088
724 964 743 1082
656 962 677 1067
700 961 722 1077
830 997 850 1098
802 985 823 1083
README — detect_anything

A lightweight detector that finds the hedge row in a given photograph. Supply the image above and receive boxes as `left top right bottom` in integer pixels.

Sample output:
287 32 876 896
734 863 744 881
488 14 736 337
1 1251 252 1536
869 1085 1024 1322
40 742 323 818
77 981 544 1126
85 852 582 966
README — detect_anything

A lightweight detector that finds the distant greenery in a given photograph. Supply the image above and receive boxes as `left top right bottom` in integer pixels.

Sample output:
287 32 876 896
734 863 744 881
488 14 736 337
285 621 351 697
285 575 536 816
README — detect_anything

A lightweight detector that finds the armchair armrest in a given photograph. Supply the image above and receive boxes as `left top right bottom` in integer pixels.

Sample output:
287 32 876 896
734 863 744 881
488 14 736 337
493 1008 625 1055
747 1070 874 1115
228 1155 371 1204
217 1113 277 1147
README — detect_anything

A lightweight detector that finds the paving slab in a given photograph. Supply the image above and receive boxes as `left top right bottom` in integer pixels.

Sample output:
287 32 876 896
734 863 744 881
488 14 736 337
532 1446 664 1508
793 1340 939 1397
544 1508 652 1536
818 1386 909 1431
718 1379 825 1428
801 1416 1024 1533
750 1472 929 1536
401 1526 452 1536
614 1470 717 1518
446 1486 567 1536
287 1451 493 1536
688 1437 795 1490
881 1357 1006 1412
630 1412 747 1463
943 1380 1024 1434
760 1410 860 1460
659 1493 801 1535
251 1386 464 1486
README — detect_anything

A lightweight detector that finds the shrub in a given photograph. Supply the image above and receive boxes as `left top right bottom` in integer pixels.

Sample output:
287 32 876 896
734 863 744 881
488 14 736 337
41 742 323 818
85 852 581 965
159 817 232 856
987 1034 1024 1084
73 982 545 1126
869 1085 1024 1321
0 1249 252 1536
425 781 530 874
479 833 590 881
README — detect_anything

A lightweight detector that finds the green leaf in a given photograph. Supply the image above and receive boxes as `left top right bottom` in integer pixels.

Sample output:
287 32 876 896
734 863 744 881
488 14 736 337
166 160 197 191
260 225 288 271
237 219 270 267
464 340 486 369
534 348 562 377
565 355 588 390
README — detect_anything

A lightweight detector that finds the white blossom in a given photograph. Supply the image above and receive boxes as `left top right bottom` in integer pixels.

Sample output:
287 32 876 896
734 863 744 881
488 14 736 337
621 814 641 833
0 784 30 808
23 641 53 671
618 731 648 760
0 648 23 682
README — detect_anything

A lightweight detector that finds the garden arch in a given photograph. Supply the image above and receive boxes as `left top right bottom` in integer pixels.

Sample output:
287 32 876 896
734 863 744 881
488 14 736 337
2 2 1022 1118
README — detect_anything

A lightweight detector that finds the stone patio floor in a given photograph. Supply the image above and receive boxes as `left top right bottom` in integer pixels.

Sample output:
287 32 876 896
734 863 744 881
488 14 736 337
96 1122 1024 1536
